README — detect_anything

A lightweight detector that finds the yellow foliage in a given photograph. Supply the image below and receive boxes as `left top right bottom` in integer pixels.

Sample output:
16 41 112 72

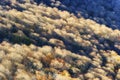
110 51 120 63
35 71 53 80
60 70 70 77
35 71 47 80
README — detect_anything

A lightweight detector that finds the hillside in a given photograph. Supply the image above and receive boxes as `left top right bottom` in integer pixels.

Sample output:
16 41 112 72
0 0 120 80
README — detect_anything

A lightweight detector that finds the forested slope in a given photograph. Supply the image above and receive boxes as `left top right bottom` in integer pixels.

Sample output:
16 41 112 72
0 0 120 80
